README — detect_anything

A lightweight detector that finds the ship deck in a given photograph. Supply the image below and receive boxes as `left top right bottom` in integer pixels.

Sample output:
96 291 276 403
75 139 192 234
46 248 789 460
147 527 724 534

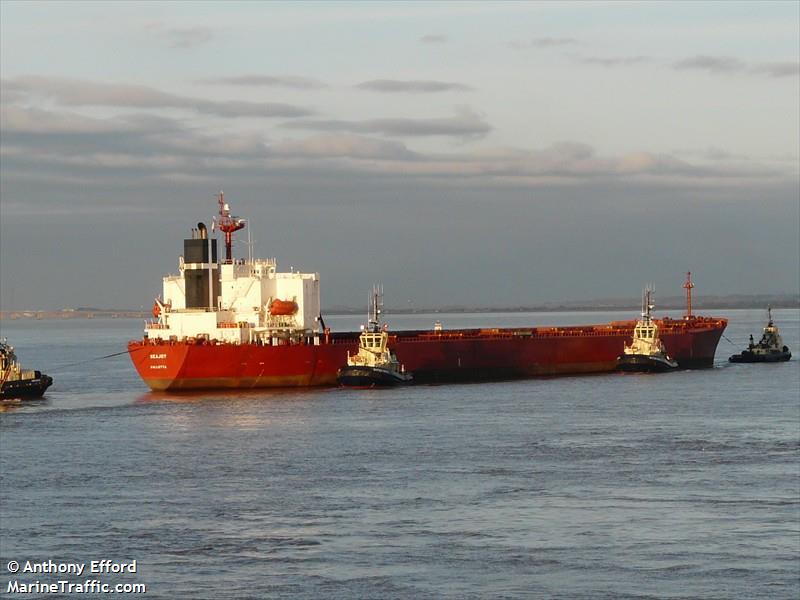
325 316 727 344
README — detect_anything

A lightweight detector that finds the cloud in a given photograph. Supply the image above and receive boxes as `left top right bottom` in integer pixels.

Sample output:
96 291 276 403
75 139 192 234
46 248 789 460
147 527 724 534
199 75 327 89
146 25 215 49
510 37 577 50
751 62 800 78
700 147 739 161
272 134 418 161
2 100 792 195
673 55 799 78
327 142 785 183
570 53 797 78
282 108 491 139
355 80 472 93
412 143 666 179
1 105 136 135
575 55 654 67
420 34 447 44
5 76 313 118
167 27 214 48
673 55 747 74
1 105 268 162
531 37 577 48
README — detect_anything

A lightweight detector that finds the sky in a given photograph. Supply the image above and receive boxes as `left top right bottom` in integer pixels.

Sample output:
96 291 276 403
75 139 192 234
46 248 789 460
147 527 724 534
1 1 798 311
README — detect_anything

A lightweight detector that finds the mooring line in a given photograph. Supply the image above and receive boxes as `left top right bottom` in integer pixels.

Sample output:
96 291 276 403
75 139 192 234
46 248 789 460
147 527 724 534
52 347 144 371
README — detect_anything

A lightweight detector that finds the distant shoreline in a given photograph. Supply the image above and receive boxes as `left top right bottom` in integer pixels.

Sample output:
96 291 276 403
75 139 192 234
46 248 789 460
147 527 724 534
1 296 798 321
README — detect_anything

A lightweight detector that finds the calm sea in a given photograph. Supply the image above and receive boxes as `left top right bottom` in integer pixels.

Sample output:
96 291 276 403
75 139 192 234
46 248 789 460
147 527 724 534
1 309 798 599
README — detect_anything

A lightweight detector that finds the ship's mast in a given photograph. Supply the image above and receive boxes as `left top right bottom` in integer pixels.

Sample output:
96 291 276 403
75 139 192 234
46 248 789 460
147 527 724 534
683 271 695 318
215 191 246 263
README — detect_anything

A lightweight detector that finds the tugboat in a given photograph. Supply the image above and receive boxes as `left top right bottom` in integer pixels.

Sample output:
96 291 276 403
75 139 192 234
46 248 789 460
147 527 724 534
337 288 413 387
729 307 792 363
617 288 679 373
0 339 53 400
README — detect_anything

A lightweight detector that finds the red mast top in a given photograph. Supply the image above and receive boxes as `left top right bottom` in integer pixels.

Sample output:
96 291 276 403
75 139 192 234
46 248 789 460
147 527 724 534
683 271 695 318
215 191 246 263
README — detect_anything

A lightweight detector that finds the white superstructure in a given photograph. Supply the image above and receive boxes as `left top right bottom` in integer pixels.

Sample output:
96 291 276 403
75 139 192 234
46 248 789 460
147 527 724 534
144 199 322 345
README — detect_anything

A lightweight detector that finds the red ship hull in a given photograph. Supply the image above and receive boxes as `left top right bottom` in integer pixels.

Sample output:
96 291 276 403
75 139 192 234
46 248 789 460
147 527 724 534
128 317 727 391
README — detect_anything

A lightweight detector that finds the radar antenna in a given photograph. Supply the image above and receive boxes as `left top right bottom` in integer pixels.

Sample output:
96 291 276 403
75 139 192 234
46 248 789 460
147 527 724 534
214 191 246 264
368 285 384 332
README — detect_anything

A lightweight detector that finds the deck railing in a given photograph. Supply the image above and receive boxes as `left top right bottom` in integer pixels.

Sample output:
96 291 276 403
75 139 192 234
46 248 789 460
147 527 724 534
134 317 726 347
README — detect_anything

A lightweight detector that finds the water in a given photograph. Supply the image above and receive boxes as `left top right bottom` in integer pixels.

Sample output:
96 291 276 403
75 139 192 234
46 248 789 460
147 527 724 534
1 309 798 599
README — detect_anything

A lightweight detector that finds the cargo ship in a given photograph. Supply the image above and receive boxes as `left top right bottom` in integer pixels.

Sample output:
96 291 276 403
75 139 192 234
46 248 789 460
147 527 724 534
128 195 727 391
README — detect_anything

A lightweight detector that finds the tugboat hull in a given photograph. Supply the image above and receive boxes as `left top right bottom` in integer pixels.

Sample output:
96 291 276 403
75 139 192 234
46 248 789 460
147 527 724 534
337 366 413 388
0 372 53 400
616 354 679 373
729 350 791 363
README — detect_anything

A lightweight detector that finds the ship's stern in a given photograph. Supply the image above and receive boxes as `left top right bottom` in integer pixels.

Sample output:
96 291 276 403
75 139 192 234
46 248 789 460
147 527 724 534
128 340 189 391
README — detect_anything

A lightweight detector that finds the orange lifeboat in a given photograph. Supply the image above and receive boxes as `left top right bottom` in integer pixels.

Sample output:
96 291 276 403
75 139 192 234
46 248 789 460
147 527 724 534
269 299 298 316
